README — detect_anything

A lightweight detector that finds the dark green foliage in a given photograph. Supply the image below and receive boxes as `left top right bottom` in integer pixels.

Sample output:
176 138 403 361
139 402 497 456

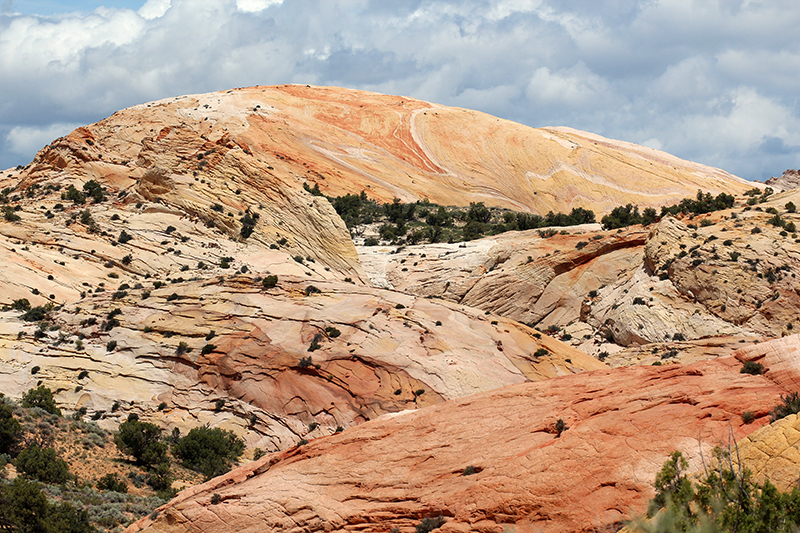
601 204 646 230
415 516 446 533
64 185 86 204
639 447 800 532
175 342 189 355
303 182 323 196
0 477 95 533
768 214 785 227
82 180 105 203
214 399 225 412
602 191 735 230
304 285 321 296
262 275 278 288
114 419 168 467
555 419 567 437
96 472 127 493
2 205 21 222
118 230 132 244
20 304 52 322
534 348 549 357
106 340 117 352
201 344 216 355
325 326 341 338
239 212 258 239
673 333 686 341
770 392 800 422
740 361 764 375
742 411 756 424
462 465 478 476
210 493 222 505
298 356 312 368
21 386 60 415
0 403 22 455
172 425 245 480
15 445 72 484
647 451 694 519
11 298 31 311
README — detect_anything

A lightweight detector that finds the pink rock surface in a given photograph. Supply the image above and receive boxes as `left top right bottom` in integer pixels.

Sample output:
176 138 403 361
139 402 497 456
126 357 785 533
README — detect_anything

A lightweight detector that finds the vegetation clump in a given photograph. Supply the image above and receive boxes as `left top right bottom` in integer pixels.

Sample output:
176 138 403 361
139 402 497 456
21 385 61 415
637 448 800 532
172 426 244 480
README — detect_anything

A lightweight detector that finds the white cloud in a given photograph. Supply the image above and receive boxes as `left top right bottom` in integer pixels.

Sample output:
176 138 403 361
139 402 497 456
138 0 171 20
0 0 800 180
235 0 283 13
5 123 82 156
526 63 609 106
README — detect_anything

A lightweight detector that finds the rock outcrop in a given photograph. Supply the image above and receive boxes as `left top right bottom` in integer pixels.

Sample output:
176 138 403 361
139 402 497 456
0 274 601 451
125 357 786 533
765 169 800 192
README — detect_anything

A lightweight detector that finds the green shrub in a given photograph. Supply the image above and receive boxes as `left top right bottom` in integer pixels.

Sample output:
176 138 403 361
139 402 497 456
114 419 168 467
201 344 216 355
15 445 72 484
0 477 94 532
96 472 128 493
106 340 117 352
740 361 764 375
555 418 567 437
770 392 800 422
21 385 61 415
21 305 52 322
415 516 446 533
534 348 549 357
118 230 133 244
0 403 22 454
637 447 800 532
742 411 756 424
462 465 478 476
262 275 278 288
172 425 245 480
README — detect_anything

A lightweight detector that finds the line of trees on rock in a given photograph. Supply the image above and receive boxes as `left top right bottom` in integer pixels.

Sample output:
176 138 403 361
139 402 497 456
601 190 737 230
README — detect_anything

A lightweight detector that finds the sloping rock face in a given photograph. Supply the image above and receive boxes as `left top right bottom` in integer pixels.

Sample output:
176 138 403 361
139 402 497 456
7 85 753 225
358 225 646 331
734 334 800 391
734 413 800 492
125 357 785 533
765 169 800 192
0 275 600 451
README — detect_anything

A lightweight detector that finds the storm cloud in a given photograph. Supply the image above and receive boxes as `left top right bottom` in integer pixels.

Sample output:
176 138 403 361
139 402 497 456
1 0 799 180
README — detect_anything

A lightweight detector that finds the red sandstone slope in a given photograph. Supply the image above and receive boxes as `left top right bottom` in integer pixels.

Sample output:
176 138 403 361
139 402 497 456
126 357 784 533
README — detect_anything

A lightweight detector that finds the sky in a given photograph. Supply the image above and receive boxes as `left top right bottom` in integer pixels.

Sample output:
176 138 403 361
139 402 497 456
1 0 800 181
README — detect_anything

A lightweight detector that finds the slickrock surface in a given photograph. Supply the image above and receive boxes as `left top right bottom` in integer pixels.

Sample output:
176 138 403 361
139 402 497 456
125 357 785 533
0 275 601 451
734 414 800 492
358 225 646 331
360 189 800 356
734 334 800 391
765 169 800 192
4 85 754 226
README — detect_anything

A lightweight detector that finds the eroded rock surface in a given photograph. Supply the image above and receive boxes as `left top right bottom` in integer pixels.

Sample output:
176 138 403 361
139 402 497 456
125 357 785 533
0 275 601 451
